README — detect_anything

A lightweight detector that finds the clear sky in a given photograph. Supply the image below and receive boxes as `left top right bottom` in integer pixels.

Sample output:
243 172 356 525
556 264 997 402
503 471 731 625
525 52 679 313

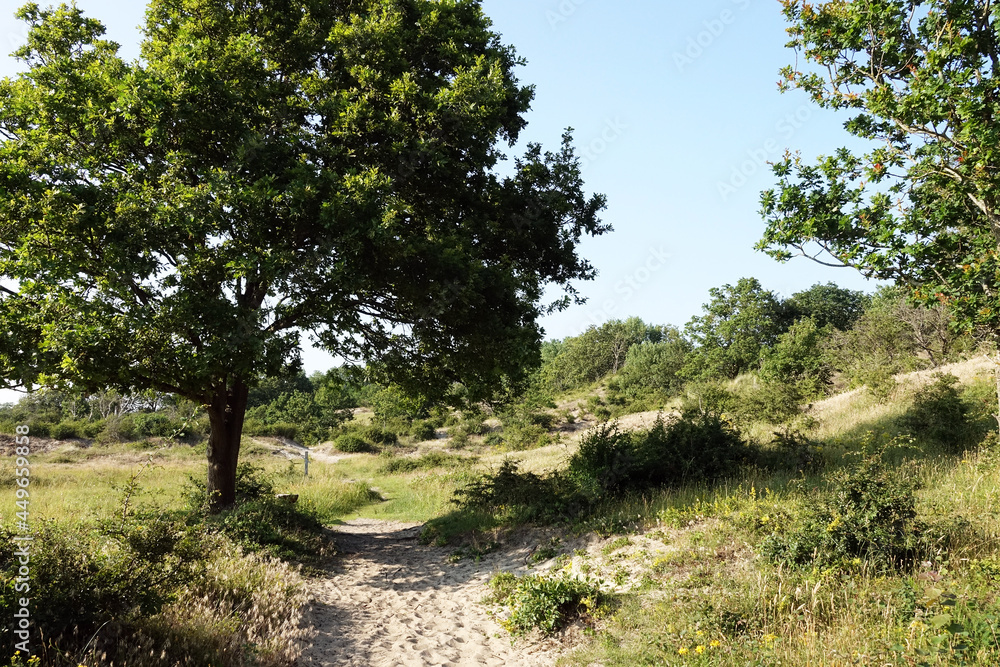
0 1 881 403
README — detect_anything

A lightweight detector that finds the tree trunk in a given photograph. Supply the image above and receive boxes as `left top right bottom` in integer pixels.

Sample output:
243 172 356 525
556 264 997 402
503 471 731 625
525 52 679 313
206 377 249 513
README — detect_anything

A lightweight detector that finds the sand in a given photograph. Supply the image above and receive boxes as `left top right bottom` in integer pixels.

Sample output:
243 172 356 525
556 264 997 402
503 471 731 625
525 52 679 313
299 520 576 667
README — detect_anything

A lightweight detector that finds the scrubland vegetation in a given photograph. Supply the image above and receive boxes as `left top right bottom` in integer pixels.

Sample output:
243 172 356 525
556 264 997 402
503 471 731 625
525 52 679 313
4 279 1000 665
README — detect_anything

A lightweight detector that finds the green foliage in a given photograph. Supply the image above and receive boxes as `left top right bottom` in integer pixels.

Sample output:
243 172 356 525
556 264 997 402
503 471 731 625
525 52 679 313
365 384 426 429
825 291 925 399
787 283 870 332
452 460 587 524
682 277 793 381
378 451 474 475
486 571 605 635
410 419 437 441
217 497 327 562
49 421 81 440
543 318 662 391
760 317 833 400
899 374 973 452
356 425 398 447
761 438 925 572
569 413 753 498
333 434 375 454
616 328 691 397
0 0 607 509
758 0 1000 341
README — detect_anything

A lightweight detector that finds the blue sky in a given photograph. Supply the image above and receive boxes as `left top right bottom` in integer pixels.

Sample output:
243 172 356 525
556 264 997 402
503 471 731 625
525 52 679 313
0 1 881 401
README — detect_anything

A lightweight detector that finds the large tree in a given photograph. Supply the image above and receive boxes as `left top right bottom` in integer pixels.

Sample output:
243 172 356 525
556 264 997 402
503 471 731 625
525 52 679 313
758 0 1000 410
0 0 608 509
681 277 793 380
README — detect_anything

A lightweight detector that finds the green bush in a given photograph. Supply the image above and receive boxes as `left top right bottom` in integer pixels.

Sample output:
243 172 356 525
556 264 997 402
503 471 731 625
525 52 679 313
49 421 81 440
132 412 175 438
410 420 437 441
760 439 924 572
358 424 398 446
899 373 971 451
25 420 51 438
0 515 205 661
378 451 473 474
333 433 375 453
82 419 105 438
268 422 300 440
569 412 753 497
501 422 551 450
487 571 605 635
218 497 327 561
452 460 587 524
730 379 803 425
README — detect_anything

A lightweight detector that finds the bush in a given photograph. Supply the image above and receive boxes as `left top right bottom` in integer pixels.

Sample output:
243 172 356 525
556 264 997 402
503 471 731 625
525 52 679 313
486 571 605 635
0 515 205 662
729 378 802 425
899 373 971 451
378 451 473 474
569 412 753 497
333 433 375 453
82 419 105 438
453 460 587 523
97 415 136 443
267 422 300 440
132 412 175 438
218 497 327 561
410 420 437 441
50 421 81 440
358 424 398 446
760 438 924 572
501 421 551 450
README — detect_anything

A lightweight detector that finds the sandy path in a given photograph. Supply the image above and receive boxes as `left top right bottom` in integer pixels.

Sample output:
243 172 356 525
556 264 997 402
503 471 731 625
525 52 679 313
299 520 571 667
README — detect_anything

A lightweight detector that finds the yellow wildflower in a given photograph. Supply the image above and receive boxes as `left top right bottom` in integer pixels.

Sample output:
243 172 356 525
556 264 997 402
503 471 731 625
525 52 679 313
695 645 705 654
678 647 689 655
710 640 721 647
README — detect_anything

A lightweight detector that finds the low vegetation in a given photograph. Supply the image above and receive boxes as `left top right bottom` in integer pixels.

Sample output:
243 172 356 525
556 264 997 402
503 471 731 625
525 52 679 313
3 277 1000 665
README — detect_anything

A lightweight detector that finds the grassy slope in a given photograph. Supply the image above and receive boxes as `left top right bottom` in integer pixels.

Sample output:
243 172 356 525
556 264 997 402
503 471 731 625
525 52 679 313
552 358 1000 666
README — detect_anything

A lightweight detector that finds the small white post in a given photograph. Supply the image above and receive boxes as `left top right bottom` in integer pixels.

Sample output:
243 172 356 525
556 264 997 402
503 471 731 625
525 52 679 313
304 450 309 477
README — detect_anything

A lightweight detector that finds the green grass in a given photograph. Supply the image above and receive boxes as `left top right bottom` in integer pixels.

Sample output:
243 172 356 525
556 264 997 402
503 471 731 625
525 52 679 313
7 360 1000 666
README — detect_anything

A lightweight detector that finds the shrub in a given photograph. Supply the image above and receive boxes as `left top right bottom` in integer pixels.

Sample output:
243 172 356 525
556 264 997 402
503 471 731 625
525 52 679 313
333 433 375 453
132 412 175 438
97 415 136 443
486 571 605 635
267 422 300 440
82 419 105 438
569 412 753 497
899 373 971 451
729 379 802 425
410 420 436 441
378 451 473 474
49 421 81 440
0 514 206 663
760 439 924 572
218 497 327 561
453 460 587 523
501 421 551 450
358 424 398 446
